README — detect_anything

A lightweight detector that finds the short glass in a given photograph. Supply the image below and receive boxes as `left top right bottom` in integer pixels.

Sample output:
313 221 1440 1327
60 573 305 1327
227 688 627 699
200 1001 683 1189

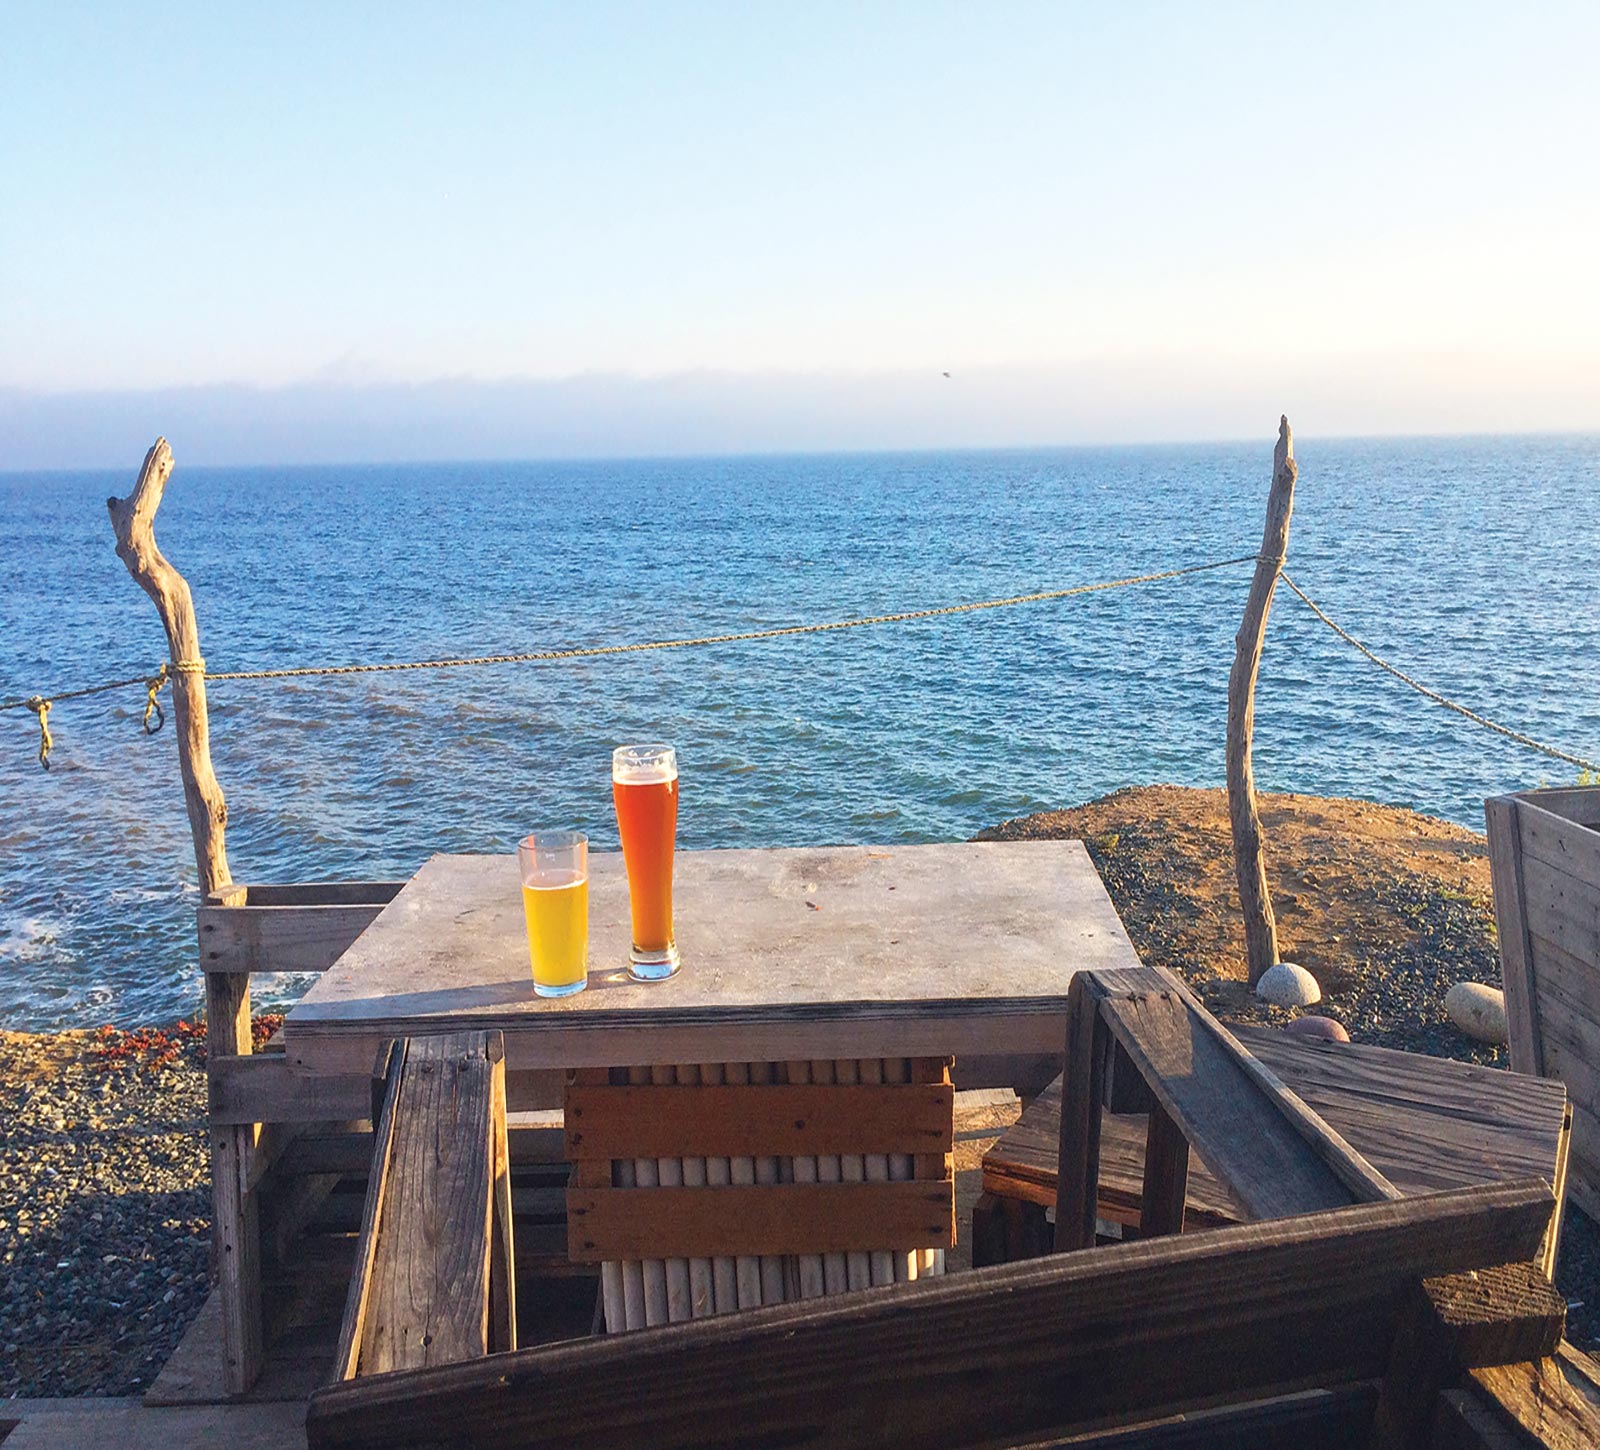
612 743 680 981
518 830 589 998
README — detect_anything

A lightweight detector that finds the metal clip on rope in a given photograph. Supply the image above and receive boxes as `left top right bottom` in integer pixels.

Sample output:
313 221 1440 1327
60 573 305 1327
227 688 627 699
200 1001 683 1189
143 664 170 735
25 697 52 770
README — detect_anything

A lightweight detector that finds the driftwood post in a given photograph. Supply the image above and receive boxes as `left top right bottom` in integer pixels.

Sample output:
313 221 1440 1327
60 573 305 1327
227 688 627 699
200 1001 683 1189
109 438 262 1394
1227 416 1297 987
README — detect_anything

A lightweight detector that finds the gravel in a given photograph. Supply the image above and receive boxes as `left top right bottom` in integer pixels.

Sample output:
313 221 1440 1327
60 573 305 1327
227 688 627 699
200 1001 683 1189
0 1028 211 1398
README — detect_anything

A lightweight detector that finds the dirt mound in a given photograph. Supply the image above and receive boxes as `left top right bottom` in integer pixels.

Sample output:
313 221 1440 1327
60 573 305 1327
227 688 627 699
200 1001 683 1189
977 783 1501 1063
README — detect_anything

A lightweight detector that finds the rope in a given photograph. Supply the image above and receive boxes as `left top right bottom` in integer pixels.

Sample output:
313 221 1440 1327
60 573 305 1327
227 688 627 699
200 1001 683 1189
201 555 1260 682
0 555 1256 767
8 550 1591 776
1278 572 1598 773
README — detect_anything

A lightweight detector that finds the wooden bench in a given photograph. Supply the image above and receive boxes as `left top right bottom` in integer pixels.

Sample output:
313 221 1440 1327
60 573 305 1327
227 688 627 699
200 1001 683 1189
327 1030 516 1381
303 1177 1568 1448
977 991 1571 1272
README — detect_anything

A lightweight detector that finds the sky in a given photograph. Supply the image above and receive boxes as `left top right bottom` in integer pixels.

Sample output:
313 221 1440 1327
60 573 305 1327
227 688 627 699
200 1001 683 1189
3 2 1598 467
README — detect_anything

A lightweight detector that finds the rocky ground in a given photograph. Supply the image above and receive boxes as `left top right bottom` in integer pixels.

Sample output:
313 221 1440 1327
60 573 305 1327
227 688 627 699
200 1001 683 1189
0 1020 276 1399
1 784 1594 1399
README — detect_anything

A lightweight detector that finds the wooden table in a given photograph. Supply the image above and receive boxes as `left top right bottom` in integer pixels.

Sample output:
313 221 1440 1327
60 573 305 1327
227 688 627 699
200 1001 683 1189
283 841 1139 1076
282 841 1142 1329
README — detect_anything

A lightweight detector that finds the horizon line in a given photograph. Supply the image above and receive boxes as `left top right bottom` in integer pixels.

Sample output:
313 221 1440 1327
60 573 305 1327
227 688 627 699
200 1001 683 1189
4 424 1597 480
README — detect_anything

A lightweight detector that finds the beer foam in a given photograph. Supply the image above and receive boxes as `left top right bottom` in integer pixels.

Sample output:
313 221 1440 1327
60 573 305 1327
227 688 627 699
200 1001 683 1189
612 742 677 783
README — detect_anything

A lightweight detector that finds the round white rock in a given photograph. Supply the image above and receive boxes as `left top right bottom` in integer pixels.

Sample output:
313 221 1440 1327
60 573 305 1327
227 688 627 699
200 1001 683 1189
1445 982 1508 1045
1256 962 1322 1008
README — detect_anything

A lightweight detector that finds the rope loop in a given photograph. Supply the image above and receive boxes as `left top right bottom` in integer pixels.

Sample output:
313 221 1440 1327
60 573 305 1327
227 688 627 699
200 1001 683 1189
143 664 169 735
25 697 52 770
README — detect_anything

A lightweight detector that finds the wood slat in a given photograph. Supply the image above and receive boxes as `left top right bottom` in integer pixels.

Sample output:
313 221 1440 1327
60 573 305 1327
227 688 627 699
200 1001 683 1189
1091 973 1395 1218
1022 1384 1380 1448
199 882 403 975
305 1179 1555 1450
1370 1261 1567 1448
208 881 406 908
335 1033 510 1379
1520 859 1600 976
564 1081 953 1160
1514 787 1600 829
1465 1342 1600 1449
568 1180 955 1261
1486 794 1547 1077
1519 800 1600 893
207 1050 565 1124
330 1041 404 1384
277 1124 566 1177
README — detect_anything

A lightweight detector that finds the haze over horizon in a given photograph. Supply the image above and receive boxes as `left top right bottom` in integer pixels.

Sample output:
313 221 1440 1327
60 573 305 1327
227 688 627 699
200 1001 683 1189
4 3 1597 469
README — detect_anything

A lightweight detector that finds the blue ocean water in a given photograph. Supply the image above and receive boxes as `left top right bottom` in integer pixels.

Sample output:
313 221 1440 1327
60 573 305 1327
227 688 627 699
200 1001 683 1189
1 435 1597 1029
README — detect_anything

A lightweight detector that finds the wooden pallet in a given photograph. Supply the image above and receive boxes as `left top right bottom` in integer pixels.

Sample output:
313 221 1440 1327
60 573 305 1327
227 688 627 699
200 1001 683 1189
566 1057 954 1329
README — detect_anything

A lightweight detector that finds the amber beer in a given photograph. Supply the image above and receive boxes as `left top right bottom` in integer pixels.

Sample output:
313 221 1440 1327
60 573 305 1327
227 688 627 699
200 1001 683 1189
612 743 680 980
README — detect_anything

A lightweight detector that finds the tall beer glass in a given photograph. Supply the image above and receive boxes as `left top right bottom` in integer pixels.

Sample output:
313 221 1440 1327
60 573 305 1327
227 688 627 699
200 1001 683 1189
612 743 679 981
519 830 589 998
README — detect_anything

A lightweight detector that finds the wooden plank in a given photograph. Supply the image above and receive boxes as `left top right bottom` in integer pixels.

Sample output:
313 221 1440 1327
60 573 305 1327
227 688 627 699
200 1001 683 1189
1092 973 1394 1218
563 1081 952 1160
1028 1383 1380 1448
207 1051 565 1123
1430 1386 1537 1449
1525 933 1600 1040
1141 1102 1189 1238
567 1179 955 1261
1515 787 1600 829
289 1012 1076 1076
199 882 402 975
330 1041 405 1383
1371 1261 1567 1448
357 1033 503 1376
1466 1343 1600 1449
488 1044 516 1354
304 1179 1556 1450
276 1123 566 1177
1520 862 1600 981
204 968 263 1397
1518 800 1600 893
912 1056 955 1204
1487 794 1546 1077
1054 971 1109 1250
1543 1103 1573 1279
207 881 406 908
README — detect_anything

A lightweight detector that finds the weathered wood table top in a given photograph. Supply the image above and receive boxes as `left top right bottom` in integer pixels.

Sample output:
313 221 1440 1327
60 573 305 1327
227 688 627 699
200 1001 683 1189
283 841 1139 1074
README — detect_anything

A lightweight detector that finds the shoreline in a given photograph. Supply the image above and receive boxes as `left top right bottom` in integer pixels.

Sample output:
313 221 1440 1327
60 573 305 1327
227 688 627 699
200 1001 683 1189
2 783 1594 1398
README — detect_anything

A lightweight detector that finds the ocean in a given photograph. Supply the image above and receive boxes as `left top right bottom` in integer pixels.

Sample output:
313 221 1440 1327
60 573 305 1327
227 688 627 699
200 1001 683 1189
2 434 1597 1029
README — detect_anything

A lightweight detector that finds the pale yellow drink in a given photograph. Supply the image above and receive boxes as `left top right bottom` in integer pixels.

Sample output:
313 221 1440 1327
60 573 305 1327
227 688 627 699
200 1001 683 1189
518 828 590 999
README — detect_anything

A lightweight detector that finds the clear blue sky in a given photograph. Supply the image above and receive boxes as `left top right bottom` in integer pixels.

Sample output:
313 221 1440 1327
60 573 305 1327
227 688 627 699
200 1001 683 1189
3 3 1597 465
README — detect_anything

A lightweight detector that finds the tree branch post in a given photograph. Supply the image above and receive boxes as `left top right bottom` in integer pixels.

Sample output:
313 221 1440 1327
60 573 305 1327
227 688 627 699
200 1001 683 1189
1227 417 1297 988
109 439 262 1394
